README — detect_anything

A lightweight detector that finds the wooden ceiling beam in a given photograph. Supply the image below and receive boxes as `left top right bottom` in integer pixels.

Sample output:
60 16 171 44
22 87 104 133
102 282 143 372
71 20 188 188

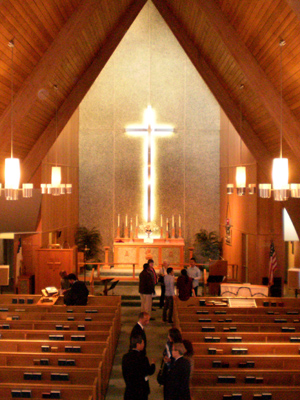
153 0 273 178
0 0 104 150
22 0 147 182
193 0 300 161
285 0 300 21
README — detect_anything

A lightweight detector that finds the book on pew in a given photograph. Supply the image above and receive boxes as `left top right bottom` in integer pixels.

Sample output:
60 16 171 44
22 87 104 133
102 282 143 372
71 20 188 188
42 287 59 297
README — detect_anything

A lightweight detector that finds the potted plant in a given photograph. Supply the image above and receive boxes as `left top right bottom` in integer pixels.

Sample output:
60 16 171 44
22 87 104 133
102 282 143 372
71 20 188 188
194 229 222 263
75 226 102 268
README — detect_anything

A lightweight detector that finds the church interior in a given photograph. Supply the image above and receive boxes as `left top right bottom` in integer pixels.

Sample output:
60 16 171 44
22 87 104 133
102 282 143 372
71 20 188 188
1 0 300 399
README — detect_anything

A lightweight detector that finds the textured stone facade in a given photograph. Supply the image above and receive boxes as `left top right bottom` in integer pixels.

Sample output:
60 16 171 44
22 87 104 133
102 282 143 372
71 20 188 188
79 1 220 261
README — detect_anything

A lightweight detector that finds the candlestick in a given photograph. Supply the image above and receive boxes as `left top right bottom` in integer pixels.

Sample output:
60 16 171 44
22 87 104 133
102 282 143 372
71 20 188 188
179 214 181 228
172 215 174 228
118 214 120 227
125 214 128 227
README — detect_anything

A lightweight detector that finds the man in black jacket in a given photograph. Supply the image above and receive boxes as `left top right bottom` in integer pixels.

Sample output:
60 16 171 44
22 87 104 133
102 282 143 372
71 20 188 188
164 342 191 400
64 273 89 305
139 263 155 317
130 312 150 356
122 334 155 400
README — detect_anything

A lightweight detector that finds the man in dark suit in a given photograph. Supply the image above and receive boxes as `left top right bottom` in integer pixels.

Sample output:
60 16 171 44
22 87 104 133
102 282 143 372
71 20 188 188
130 312 150 356
139 263 155 318
63 273 89 305
122 334 155 400
164 342 191 400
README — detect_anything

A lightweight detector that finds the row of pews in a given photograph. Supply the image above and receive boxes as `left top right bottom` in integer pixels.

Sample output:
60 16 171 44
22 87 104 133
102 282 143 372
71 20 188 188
174 296 300 400
0 294 121 400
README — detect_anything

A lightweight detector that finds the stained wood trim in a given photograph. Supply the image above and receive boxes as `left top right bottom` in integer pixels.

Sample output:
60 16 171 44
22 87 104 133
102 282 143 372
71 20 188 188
22 0 147 182
193 0 300 160
153 0 272 178
285 0 300 21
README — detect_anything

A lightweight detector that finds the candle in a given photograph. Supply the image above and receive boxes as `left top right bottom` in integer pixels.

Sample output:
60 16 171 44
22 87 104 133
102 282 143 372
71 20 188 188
172 215 174 228
125 214 128 227
166 217 169 228
136 215 138 226
130 218 133 230
160 214 163 227
118 214 120 227
179 214 181 228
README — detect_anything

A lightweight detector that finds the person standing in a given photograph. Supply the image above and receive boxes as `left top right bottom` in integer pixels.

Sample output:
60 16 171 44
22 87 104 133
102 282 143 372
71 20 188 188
163 267 175 323
187 258 202 296
164 342 191 400
122 334 155 400
139 263 155 318
177 269 194 301
130 312 150 356
158 260 168 308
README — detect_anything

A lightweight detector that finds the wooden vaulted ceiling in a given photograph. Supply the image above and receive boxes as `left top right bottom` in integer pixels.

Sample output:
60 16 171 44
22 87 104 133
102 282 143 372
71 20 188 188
1 0 300 185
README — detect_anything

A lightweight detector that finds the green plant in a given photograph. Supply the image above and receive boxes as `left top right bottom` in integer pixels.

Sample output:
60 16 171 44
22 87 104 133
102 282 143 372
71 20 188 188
194 229 222 262
75 226 102 261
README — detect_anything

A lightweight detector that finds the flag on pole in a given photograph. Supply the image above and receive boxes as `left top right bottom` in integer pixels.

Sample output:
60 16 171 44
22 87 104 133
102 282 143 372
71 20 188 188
16 238 23 280
268 241 278 287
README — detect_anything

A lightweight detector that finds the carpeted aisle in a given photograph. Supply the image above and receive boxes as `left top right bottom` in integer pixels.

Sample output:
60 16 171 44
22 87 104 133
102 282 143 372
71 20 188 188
105 306 169 400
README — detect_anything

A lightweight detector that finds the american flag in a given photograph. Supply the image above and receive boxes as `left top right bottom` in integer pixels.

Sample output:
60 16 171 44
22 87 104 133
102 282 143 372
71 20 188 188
268 241 278 287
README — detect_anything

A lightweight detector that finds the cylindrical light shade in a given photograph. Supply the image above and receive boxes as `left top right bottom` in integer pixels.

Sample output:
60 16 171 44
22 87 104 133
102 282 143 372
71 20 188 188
51 166 61 187
5 158 20 189
272 158 289 189
273 186 289 201
227 184 234 194
66 184 72 194
290 183 300 198
41 184 47 194
259 183 271 198
22 183 33 198
236 166 246 188
248 183 256 195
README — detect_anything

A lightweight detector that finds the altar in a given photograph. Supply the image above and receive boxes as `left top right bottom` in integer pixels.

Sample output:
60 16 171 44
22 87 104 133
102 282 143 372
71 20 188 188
114 238 185 269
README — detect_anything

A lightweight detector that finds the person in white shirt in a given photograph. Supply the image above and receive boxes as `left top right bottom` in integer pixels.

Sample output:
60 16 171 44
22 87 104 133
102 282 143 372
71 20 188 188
187 258 202 296
163 267 175 323
158 260 168 308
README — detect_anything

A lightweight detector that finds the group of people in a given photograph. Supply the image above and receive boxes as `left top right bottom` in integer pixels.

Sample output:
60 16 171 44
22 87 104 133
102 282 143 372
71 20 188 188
139 258 202 323
122 312 193 400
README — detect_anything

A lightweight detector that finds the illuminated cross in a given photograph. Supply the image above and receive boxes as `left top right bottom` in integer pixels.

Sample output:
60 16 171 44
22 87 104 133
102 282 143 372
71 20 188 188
126 106 173 222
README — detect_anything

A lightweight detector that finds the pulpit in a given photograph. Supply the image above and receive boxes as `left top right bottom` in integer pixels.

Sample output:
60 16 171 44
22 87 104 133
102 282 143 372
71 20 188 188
207 260 228 296
36 247 77 294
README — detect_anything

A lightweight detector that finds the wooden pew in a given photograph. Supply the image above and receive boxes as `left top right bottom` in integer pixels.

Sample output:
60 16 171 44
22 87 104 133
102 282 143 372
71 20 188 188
193 354 300 370
191 386 300 400
0 382 96 399
183 331 300 343
178 321 300 333
0 295 121 400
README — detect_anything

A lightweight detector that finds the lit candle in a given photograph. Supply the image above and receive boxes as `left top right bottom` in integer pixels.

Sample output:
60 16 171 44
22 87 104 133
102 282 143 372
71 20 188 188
125 214 128 227
179 214 181 228
166 217 169 228
172 215 174 228
160 214 163 227
130 218 133 230
136 215 138 226
118 214 120 227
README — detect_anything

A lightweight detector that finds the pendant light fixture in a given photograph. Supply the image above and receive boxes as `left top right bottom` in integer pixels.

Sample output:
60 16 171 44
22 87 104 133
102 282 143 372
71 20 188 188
259 39 299 200
41 85 72 196
4 41 21 200
226 84 255 196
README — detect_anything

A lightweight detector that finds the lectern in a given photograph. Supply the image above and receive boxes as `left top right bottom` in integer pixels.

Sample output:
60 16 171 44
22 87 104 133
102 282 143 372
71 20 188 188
207 260 228 296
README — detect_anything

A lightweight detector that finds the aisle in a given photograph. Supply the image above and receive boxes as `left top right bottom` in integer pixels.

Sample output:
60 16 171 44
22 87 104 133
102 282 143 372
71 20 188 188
105 306 169 400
